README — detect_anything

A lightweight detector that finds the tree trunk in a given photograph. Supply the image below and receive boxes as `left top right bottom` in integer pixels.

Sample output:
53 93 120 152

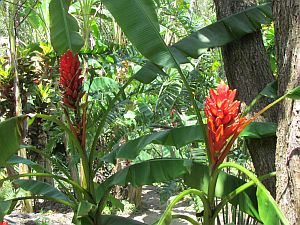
273 0 300 223
213 0 277 195
7 0 33 213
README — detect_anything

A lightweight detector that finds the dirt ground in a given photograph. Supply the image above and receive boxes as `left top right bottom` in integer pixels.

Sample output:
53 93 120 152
3 185 197 225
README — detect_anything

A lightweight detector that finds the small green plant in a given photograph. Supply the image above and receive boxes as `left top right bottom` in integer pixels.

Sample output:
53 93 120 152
35 217 50 225
0 171 14 201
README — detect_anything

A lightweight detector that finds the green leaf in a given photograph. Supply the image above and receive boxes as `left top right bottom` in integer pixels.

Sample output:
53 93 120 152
257 187 280 225
96 159 192 202
0 117 24 166
134 3 273 83
239 122 277 138
84 77 119 94
0 200 12 221
77 200 95 218
101 215 146 225
184 162 260 220
101 0 175 68
49 0 84 54
259 80 278 98
14 179 72 204
164 212 172 225
286 86 300 99
107 194 124 211
103 125 204 163
133 63 167 84
243 80 278 116
173 3 272 56
6 155 44 172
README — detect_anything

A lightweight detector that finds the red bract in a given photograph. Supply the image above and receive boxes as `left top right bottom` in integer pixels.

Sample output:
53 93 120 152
59 50 83 109
0 221 8 225
204 81 245 166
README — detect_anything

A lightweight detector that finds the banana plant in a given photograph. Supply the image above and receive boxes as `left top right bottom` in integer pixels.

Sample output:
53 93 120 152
0 0 295 225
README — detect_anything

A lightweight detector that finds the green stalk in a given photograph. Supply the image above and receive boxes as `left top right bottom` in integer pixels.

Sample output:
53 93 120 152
172 214 200 225
89 76 134 172
215 93 288 169
214 162 289 225
157 189 210 225
212 172 276 220
242 94 262 116
161 43 210 164
206 168 220 225
175 68 208 151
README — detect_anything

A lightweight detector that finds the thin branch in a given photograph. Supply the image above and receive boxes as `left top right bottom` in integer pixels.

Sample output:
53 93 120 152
15 0 39 28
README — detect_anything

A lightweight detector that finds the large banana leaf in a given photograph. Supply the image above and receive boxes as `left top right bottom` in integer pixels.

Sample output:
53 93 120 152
184 162 260 220
6 155 44 172
95 159 192 202
103 125 204 163
101 0 175 68
0 180 74 220
49 0 84 54
102 122 276 163
239 122 277 138
133 3 273 84
257 187 280 225
14 179 72 204
0 116 24 166
0 200 12 221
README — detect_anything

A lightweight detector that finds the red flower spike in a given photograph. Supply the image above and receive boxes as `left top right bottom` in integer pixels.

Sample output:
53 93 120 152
59 50 83 109
205 81 245 166
0 221 8 225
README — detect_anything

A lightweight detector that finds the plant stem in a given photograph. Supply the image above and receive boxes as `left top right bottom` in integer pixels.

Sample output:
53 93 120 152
172 214 200 225
157 189 210 225
215 93 287 169
176 68 209 149
212 172 276 220
89 76 134 173
215 162 289 225
206 166 221 225
33 114 91 194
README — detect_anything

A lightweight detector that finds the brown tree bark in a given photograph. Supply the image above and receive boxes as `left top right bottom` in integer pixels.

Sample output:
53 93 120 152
273 0 300 224
213 0 277 195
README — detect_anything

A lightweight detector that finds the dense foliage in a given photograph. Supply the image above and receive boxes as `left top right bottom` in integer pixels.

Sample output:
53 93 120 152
0 0 297 225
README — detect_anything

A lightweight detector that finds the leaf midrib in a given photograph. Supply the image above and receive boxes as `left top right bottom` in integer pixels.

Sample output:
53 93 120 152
58 0 72 51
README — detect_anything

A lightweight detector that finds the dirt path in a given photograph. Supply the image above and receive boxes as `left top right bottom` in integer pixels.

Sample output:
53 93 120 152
124 185 197 224
4 185 197 225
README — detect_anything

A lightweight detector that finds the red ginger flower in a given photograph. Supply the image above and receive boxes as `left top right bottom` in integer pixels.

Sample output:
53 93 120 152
0 221 8 225
204 81 245 165
59 50 83 109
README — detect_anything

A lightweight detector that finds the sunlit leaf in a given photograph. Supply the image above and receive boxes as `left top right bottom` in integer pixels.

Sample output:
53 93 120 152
0 117 24 166
49 0 84 54
14 179 72 204
103 125 204 163
102 0 175 68
286 86 300 99
184 162 260 220
240 122 277 138
133 3 273 83
96 159 192 202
